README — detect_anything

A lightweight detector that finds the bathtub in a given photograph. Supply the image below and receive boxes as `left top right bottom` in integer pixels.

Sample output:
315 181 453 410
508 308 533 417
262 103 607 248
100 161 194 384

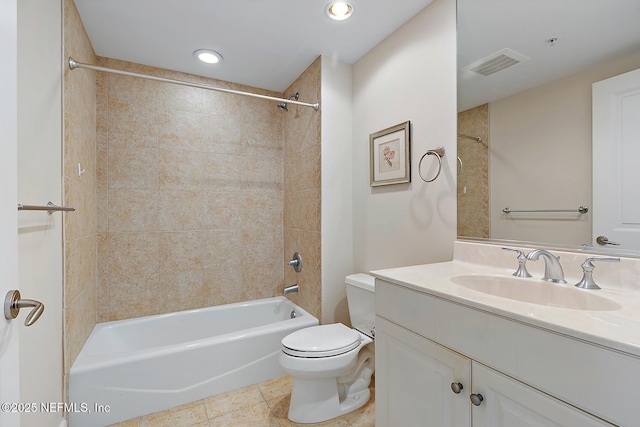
69 296 318 427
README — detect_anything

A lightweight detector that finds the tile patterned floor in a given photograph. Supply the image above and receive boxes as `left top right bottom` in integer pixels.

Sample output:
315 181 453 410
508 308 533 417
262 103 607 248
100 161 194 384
109 376 375 427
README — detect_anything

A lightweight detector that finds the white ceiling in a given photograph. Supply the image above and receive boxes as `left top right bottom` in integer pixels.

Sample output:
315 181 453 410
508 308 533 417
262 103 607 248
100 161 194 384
457 0 640 111
73 0 640 105
73 0 434 93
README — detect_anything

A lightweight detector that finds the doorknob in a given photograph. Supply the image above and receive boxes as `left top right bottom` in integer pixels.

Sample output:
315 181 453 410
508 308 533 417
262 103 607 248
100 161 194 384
596 235 620 246
4 290 45 327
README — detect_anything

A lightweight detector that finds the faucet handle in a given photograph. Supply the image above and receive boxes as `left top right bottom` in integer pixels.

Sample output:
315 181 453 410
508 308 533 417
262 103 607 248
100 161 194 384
286 252 302 273
502 247 532 278
575 256 620 290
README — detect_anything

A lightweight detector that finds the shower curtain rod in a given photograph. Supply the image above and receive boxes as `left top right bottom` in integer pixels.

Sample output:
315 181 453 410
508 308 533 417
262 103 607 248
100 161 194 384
68 57 320 111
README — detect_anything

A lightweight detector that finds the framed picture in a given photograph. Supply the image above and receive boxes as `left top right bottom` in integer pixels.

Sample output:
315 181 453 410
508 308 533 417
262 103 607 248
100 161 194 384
369 121 411 186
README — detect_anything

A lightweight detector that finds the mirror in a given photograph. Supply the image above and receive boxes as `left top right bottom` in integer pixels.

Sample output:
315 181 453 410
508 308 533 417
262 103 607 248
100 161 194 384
456 0 640 254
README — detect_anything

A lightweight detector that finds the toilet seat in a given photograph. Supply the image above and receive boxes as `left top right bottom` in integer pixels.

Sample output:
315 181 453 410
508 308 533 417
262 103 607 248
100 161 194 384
282 324 361 358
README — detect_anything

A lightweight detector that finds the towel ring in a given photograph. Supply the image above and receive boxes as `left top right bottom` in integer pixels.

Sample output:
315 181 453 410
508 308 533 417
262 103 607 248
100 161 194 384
457 156 463 177
418 147 445 182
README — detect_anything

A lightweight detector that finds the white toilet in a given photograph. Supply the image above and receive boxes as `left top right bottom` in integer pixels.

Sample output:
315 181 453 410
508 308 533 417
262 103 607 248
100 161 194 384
279 273 375 423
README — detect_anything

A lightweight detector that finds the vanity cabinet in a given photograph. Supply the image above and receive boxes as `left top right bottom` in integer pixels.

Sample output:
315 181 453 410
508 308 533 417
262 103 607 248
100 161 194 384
376 316 471 426
375 279 628 426
376 317 609 426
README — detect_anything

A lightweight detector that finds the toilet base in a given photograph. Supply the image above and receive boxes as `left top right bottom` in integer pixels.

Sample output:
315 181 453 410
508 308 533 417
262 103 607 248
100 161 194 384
286 346 374 424
287 377 371 424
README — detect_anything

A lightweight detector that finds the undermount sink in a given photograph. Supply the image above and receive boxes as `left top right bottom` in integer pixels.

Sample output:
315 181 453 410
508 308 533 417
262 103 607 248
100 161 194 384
450 275 621 311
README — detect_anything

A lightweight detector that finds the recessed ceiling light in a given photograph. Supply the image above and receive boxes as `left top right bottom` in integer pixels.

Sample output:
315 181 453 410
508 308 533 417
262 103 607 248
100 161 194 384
193 49 223 64
325 2 353 20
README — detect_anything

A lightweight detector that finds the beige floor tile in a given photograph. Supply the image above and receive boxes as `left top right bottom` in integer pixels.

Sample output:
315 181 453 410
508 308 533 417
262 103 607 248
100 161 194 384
203 384 265 419
115 377 375 427
265 392 289 418
258 375 294 401
139 400 208 427
208 400 280 427
109 419 139 427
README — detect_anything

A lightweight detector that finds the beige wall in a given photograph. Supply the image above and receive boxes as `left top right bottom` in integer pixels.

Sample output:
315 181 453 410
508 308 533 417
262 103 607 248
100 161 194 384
457 104 489 238
489 49 640 246
283 58 323 321
63 0 98 380
95 58 288 321
352 0 458 272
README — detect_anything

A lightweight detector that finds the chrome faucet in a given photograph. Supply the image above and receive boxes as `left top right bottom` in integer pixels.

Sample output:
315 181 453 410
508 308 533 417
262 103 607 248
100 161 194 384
526 249 567 284
283 284 299 295
502 247 532 278
575 256 620 290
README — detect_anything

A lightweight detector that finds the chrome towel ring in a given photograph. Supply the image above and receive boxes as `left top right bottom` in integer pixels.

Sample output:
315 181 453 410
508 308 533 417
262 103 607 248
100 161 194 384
418 147 445 182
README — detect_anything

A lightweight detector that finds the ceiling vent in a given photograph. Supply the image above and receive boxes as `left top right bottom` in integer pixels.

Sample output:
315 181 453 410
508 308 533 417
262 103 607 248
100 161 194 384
462 48 530 76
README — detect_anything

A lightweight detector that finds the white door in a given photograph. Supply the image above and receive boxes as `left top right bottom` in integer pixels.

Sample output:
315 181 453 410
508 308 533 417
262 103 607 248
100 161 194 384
2 2 64 427
0 0 22 426
16 1 65 426
592 67 640 249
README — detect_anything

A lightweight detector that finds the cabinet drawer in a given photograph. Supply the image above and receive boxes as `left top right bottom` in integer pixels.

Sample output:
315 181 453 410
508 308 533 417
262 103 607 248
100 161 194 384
376 279 640 426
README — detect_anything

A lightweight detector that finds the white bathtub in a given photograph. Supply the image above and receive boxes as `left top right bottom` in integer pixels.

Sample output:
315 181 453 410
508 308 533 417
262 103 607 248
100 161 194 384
69 296 318 427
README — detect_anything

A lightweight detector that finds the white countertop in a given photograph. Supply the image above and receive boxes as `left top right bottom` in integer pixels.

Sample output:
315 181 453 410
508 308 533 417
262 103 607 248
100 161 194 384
371 246 640 358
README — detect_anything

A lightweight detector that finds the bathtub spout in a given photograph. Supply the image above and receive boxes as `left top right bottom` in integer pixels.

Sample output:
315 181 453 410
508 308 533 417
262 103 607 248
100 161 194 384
284 284 299 295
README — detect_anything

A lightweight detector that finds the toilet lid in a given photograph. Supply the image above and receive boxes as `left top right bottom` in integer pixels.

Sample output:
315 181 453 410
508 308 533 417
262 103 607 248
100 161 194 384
282 324 362 358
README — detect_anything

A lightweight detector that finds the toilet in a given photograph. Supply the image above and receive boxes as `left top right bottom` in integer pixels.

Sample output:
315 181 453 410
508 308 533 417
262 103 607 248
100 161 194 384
279 273 375 423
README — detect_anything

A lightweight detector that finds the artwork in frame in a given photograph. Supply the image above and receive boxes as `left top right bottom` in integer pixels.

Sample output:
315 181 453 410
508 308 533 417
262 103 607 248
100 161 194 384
369 121 411 186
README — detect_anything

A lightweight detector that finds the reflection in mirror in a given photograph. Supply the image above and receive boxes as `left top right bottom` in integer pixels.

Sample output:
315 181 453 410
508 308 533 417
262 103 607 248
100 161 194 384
456 0 640 254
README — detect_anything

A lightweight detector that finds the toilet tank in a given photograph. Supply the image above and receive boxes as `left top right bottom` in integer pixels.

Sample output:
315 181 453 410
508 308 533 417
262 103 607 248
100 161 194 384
345 273 376 338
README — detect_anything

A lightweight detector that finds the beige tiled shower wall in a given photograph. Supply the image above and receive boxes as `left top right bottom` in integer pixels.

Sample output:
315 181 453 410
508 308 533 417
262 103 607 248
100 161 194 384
63 0 99 377
283 58 322 321
457 104 489 238
96 58 286 321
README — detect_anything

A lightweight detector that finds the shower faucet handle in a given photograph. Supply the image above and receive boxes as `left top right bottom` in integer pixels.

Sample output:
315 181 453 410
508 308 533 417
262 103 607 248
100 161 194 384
287 252 302 273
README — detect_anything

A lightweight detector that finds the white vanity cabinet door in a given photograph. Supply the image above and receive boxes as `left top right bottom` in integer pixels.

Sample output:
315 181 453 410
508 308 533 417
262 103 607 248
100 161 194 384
375 316 471 427
471 363 613 427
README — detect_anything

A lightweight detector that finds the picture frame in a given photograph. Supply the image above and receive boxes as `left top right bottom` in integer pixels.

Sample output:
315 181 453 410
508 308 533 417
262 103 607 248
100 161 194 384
369 121 411 186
